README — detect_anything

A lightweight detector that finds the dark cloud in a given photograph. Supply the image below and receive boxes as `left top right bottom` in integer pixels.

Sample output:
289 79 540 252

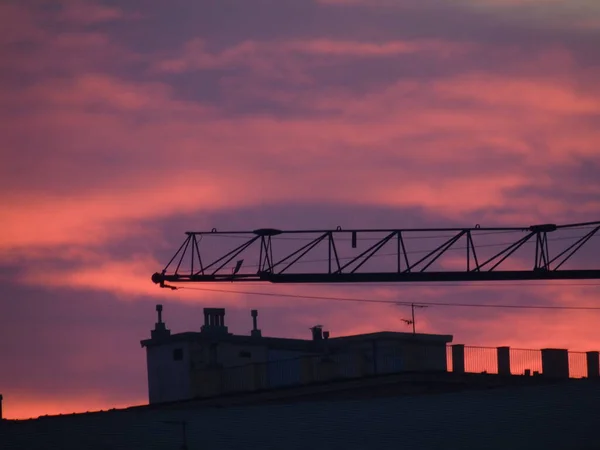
92 0 600 56
1 284 148 397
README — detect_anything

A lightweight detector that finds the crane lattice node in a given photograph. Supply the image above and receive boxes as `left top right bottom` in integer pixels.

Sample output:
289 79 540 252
151 221 600 285
151 273 164 285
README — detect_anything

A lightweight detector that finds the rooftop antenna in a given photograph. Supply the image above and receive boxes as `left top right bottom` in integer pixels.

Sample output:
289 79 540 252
398 303 428 334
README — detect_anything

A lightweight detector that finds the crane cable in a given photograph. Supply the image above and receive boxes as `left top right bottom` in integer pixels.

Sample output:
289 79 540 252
175 283 600 311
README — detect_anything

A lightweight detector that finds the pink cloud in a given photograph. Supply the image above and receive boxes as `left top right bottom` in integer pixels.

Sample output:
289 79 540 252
316 0 600 31
154 37 472 75
21 74 208 112
0 32 138 75
0 3 46 44
0 3 140 77
432 75 600 115
54 0 125 24
16 254 248 304
2 61 599 254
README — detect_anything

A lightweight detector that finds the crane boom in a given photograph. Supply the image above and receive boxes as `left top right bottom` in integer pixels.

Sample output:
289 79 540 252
151 221 600 286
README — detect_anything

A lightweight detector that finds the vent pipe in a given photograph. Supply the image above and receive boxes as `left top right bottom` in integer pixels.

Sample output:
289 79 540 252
251 310 262 337
151 304 170 339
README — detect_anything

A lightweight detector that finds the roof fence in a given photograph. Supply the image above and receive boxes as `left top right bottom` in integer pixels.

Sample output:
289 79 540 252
445 345 595 378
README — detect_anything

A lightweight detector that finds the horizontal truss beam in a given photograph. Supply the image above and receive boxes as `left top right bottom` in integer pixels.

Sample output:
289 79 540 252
151 222 600 286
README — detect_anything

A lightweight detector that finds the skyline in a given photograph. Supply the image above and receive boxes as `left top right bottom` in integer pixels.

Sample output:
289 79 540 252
1 0 599 420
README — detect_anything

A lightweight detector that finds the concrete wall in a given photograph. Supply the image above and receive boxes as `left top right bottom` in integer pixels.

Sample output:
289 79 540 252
189 341 270 397
190 346 316 394
401 342 448 372
267 349 308 387
218 342 269 367
146 342 192 404
340 339 448 375
150 337 447 402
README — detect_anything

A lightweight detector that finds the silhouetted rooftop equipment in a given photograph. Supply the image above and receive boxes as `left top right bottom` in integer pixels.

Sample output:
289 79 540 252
201 308 228 334
311 325 323 341
251 309 262 338
150 304 170 340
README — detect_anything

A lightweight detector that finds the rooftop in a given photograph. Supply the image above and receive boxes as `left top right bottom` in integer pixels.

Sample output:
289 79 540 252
140 305 453 349
141 330 454 349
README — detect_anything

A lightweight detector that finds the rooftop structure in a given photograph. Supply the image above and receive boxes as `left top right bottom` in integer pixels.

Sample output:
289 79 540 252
140 305 453 403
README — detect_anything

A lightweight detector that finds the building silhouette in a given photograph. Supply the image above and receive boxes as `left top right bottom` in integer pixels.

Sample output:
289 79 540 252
141 305 451 403
1 304 599 450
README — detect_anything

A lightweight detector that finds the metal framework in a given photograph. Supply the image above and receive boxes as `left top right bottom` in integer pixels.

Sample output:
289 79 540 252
151 221 600 286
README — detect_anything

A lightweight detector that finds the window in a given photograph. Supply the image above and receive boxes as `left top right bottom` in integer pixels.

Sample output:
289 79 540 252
173 348 183 361
239 350 251 358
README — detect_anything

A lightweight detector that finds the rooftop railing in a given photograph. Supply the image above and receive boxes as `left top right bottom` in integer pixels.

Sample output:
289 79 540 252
447 345 597 378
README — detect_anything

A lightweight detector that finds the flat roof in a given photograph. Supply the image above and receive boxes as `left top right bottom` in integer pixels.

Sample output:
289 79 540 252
141 330 453 349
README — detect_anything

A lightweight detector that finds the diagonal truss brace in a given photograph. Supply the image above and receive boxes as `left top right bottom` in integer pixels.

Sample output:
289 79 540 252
151 222 600 285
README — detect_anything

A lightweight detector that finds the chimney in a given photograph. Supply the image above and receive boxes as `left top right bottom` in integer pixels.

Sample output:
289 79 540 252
311 325 323 341
323 331 330 355
151 304 171 339
250 310 262 338
201 308 229 335
0 394 3 420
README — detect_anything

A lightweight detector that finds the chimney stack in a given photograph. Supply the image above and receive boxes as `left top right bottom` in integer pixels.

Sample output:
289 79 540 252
250 310 262 338
323 331 330 355
311 326 323 341
0 394 3 420
201 308 229 335
151 304 171 339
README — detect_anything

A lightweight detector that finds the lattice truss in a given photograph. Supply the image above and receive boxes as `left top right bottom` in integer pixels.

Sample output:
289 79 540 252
152 221 600 285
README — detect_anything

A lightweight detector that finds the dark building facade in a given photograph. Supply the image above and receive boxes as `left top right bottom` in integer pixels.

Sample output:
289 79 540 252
141 305 453 403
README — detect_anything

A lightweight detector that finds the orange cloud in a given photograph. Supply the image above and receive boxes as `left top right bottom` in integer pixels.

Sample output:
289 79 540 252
2 61 599 256
16 254 248 304
432 75 600 115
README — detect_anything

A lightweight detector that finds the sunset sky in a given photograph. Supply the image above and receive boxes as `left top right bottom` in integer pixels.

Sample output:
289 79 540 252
1 0 600 420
